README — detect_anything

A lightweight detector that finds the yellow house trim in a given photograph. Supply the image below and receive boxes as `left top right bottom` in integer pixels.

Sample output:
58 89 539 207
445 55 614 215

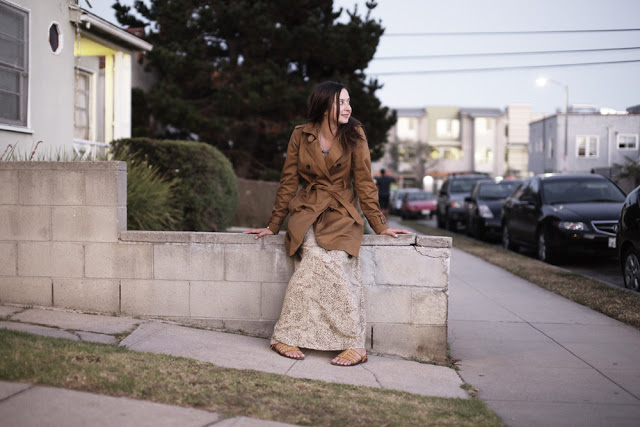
74 36 117 57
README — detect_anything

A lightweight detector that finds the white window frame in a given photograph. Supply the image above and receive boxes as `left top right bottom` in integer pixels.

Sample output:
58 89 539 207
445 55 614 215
576 135 599 159
0 0 30 131
617 134 638 150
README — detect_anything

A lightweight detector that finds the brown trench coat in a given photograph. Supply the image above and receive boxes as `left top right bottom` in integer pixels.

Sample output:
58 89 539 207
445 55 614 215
267 122 389 257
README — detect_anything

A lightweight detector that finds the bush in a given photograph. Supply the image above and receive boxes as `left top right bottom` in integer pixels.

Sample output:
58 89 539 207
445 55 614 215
111 138 238 231
123 158 183 230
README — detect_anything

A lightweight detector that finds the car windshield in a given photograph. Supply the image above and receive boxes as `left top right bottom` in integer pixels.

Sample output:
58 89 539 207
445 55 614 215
542 178 626 204
450 179 483 192
407 192 434 201
478 182 520 199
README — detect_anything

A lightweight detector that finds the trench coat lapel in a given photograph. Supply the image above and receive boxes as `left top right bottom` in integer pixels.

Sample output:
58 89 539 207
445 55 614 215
303 123 331 180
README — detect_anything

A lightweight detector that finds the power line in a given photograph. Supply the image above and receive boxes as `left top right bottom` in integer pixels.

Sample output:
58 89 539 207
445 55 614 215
373 46 640 61
384 28 640 37
368 59 640 76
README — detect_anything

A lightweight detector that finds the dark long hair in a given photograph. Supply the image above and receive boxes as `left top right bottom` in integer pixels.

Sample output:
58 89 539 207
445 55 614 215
307 81 364 153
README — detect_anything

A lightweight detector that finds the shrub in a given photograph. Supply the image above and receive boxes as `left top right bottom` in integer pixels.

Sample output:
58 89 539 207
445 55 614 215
123 158 183 231
111 138 238 231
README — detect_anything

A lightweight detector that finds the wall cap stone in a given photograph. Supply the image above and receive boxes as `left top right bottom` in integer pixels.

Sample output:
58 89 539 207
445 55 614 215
416 236 452 248
0 161 126 171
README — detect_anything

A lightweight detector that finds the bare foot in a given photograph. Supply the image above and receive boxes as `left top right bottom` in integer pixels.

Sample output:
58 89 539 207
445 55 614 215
271 342 305 359
331 348 367 366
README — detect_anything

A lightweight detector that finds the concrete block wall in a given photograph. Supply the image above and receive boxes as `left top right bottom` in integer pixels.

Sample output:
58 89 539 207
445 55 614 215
0 162 452 363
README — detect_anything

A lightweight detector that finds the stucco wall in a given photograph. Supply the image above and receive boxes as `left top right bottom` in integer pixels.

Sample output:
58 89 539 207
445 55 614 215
0 161 452 362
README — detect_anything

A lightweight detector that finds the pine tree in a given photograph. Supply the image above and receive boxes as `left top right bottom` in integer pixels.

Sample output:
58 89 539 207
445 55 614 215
114 0 396 179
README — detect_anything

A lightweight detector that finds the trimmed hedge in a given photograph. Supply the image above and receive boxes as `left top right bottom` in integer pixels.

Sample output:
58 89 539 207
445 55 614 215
111 138 238 231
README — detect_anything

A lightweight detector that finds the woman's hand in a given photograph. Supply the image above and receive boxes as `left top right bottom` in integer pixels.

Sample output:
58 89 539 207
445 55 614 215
243 228 275 239
380 228 413 238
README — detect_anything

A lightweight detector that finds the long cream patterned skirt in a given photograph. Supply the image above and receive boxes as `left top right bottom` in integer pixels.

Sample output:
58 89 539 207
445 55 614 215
271 228 366 350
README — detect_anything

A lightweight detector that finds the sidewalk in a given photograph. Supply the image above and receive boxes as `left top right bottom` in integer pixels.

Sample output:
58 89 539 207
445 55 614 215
0 302 467 427
449 242 640 426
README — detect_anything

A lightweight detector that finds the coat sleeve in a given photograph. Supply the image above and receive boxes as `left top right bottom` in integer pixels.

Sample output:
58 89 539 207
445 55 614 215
351 130 389 234
267 128 301 234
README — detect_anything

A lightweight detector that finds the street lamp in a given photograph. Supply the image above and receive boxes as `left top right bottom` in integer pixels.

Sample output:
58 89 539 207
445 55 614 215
536 77 569 172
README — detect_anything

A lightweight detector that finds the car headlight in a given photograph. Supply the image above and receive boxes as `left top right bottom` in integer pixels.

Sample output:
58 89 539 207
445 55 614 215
478 205 494 219
556 221 586 231
450 201 462 209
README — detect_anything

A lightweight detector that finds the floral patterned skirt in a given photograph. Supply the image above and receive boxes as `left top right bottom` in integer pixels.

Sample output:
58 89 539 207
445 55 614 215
270 227 366 350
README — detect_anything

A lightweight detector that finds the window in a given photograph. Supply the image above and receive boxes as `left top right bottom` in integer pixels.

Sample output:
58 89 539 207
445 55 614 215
436 119 460 139
0 1 29 127
618 134 638 150
436 147 462 160
74 69 91 140
48 22 62 54
576 135 599 158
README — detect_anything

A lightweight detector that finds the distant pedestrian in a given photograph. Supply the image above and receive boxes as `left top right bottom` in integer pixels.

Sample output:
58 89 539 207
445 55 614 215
244 81 411 366
375 169 396 217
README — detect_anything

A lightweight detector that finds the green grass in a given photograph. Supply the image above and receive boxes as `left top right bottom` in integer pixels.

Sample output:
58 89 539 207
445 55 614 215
405 221 640 330
0 329 502 426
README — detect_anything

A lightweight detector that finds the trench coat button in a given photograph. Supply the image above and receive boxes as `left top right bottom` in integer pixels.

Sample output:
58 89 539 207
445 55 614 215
306 165 310 170
308 135 314 142
337 163 341 168
329 207 335 211
301 205 306 209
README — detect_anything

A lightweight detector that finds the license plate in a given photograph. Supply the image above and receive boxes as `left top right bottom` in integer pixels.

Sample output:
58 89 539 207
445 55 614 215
608 237 616 248
421 209 430 215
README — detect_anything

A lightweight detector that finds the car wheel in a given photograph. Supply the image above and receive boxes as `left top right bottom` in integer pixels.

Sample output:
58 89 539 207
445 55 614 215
537 227 557 264
445 216 457 232
502 224 516 251
623 248 640 291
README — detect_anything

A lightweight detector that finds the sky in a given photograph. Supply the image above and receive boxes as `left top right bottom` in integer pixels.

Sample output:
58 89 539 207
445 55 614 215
88 0 640 115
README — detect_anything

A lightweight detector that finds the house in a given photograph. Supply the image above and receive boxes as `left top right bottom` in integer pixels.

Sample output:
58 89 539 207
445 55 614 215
0 0 152 160
528 107 640 176
376 103 537 191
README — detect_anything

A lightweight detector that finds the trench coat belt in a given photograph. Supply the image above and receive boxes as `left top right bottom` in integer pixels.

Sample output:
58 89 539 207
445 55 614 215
304 182 364 225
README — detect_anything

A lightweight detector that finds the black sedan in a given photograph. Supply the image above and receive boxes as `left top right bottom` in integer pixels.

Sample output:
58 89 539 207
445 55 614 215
501 173 626 264
617 185 640 291
465 179 522 241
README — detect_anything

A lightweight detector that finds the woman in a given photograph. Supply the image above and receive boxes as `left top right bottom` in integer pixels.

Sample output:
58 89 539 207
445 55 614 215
244 81 411 366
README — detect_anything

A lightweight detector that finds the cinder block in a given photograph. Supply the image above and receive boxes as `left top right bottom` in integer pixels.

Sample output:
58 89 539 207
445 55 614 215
365 286 411 323
0 277 52 306
412 288 448 325
358 246 376 286
224 244 294 282
117 206 127 232
53 278 119 313
52 206 118 242
371 323 447 363
18 242 83 278
190 281 261 319
85 243 152 279
121 279 189 316
154 244 224 281
0 243 16 276
19 169 85 205
0 170 18 204
261 282 288 320
374 246 449 287
85 170 119 206
0 206 51 241
117 166 127 207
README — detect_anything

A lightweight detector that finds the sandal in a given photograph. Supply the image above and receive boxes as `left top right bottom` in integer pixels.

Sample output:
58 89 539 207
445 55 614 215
270 342 305 359
331 348 368 366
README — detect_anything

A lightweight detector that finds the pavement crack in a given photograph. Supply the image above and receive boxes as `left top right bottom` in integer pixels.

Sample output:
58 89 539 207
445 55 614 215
0 383 36 404
361 364 383 388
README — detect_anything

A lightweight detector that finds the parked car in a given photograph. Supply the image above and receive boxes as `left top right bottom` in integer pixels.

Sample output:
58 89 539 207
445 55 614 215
436 173 490 231
400 191 437 219
501 173 626 264
389 188 420 216
616 185 640 291
465 179 522 240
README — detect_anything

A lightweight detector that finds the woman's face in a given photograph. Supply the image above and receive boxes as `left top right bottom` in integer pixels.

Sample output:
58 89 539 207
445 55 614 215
327 88 352 125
